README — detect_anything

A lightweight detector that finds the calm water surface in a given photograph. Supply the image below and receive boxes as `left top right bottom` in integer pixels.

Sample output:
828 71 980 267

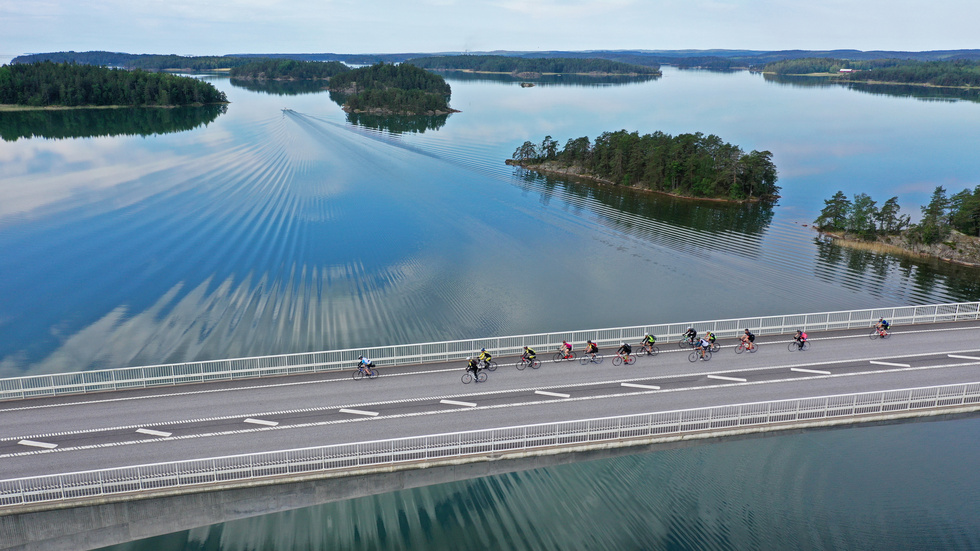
3 66 980 549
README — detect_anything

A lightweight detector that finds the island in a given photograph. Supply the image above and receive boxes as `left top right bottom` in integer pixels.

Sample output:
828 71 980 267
405 55 661 77
0 61 228 108
813 188 980 266
328 62 456 115
763 58 980 88
229 59 350 80
508 130 779 202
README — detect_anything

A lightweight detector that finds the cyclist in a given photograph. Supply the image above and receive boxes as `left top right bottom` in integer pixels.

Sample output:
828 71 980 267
684 327 698 346
705 331 717 350
617 342 632 362
875 318 890 336
465 357 481 381
794 329 808 350
697 336 711 359
522 346 537 364
641 333 657 354
585 340 599 361
357 355 375 377
478 348 493 369
741 329 756 351
560 340 573 358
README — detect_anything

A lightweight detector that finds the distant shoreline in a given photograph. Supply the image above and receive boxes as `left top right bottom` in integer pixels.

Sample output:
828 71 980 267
0 102 228 112
816 228 980 267
763 72 980 90
434 68 658 78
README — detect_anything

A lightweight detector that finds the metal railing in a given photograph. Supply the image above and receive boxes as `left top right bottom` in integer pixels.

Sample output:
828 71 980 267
2 381 978 508
1 301 978 401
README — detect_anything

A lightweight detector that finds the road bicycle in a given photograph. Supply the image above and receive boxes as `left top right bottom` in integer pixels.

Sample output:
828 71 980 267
517 356 541 370
461 370 488 384
788 340 810 352
553 348 577 362
638 343 660 357
352 365 380 380
869 328 891 340
688 348 712 362
479 359 498 371
734 341 759 354
707 341 720 353
612 353 636 366
579 353 604 365
677 336 698 348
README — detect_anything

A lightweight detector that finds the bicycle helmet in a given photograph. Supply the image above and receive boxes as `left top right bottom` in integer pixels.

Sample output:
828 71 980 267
621 342 625 346
466 357 471 360
357 355 363 359
481 348 486 352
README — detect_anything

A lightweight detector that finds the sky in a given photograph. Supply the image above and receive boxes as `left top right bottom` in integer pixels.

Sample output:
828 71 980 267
1 0 979 57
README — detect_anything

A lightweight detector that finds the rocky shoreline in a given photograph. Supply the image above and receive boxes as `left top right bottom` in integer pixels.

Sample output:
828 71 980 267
817 228 980 267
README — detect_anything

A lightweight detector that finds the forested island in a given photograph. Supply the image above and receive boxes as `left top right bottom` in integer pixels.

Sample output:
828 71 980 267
229 59 349 80
0 62 227 107
764 58 980 87
814 187 980 265
328 62 454 115
405 55 661 77
12 51 258 71
509 130 779 202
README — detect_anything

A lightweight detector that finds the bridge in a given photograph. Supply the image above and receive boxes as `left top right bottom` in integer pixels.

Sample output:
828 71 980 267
1 302 979 550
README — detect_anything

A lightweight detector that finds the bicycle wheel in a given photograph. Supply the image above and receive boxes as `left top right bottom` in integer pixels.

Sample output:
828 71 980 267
678 338 690 349
553 351 564 362
788 342 799 352
650 346 660 357
625 356 636 365
594 355 604 365
476 371 488 383
881 331 890 340
579 355 590 365
461 373 473 384
368 368 379 379
531 359 541 369
748 343 758 353
486 361 498 371
612 356 623 366
710 343 720 353
352 369 364 380
801 341 810 351
517 359 528 371
869 330 880 340
734 344 745 354
566 351 576 361
702 350 712 361
688 351 700 362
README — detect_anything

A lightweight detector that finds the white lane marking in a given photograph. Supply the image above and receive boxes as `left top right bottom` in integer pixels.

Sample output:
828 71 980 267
18 439 57 449
243 418 279 426
6 368 980 460
7 348 980 446
948 354 980 360
135 428 173 437
870 361 911 368
708 375 748 382
621 383 661 390
339 408 379 417
535 390 571 398
440 399 477 408
792 368 832 375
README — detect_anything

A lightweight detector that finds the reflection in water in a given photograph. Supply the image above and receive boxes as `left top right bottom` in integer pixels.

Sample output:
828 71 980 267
436 69 661 87
100 417 980 551
0 105 226 141
345 111 450 134
229 78 329 96
763 73 980 103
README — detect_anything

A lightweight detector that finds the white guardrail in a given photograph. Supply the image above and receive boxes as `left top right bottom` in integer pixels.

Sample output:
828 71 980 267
1 301 979 402
2 382 979 508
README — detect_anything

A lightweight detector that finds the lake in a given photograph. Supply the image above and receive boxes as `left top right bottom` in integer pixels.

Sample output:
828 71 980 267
1 65 979 549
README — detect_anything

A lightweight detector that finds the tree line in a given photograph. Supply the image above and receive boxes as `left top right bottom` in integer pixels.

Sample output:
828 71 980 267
764 58 980 87
228 59 350 80
814 186 980 243
405 55 660 75
12 51 259 71
328 63 452 114
0 62 227 107
511 130 779 201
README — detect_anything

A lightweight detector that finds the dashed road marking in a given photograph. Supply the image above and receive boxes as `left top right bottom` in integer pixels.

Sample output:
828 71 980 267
440 399 477 407
870 361 911 368
792 368 832 375
708 375 748 382
243 418 279 426
135 428 173 437
948 354 980 361
18 440 57 449
535 390 571 398
339 408 379 417
621 382 661 390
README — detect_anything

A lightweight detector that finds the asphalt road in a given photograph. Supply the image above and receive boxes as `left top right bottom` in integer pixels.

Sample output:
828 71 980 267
1 321 978 480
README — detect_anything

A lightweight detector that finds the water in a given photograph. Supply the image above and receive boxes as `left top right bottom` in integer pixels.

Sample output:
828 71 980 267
2 68 980 376
3 66 980 549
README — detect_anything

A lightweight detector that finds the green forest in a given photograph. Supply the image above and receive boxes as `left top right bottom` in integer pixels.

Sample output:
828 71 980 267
764 58 980 87
0 62 227 107
229 59 350 80
511 130 779 201
12 51 255 71
328 63 453 114
814 186 980 243
405 55 660 75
